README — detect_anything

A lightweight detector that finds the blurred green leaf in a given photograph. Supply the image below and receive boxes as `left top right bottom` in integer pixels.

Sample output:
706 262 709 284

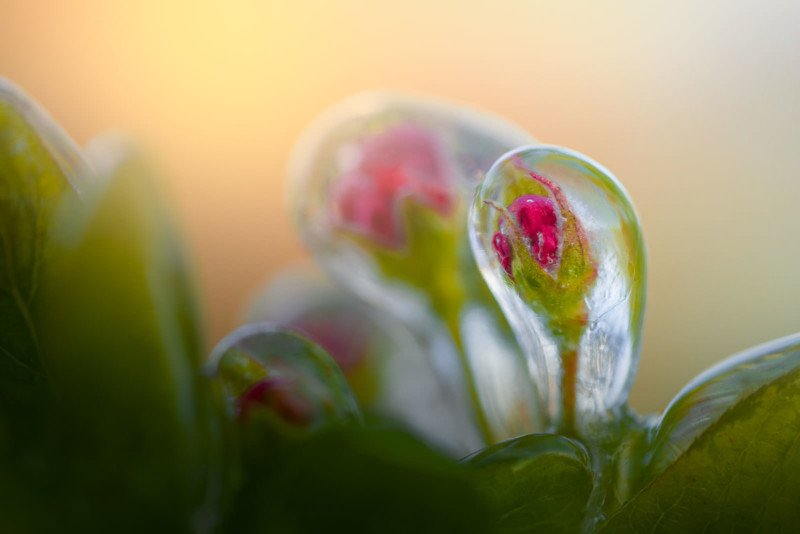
0 80 83 412
36 145 224 531
0 80 88 531
602 334 800 532
466 433 594 533
224 424 495 533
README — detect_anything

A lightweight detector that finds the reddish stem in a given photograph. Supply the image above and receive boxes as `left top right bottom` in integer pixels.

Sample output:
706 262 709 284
560 347 578 436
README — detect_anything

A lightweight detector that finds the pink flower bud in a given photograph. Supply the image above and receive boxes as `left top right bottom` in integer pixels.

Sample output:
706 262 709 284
493 195 561 276
332 123 455 248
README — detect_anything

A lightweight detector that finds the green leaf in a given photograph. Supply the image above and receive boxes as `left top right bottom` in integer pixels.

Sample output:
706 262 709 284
602 334 800 532
36 143 224 531
465 433 595 533
0 80 89 532
0 79 85 402
224 425 495 533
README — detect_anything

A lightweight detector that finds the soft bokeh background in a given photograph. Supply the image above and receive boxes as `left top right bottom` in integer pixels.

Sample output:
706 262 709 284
2 1 798 414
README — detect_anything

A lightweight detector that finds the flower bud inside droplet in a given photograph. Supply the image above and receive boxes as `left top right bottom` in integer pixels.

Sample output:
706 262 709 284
208 325 362 434
493 195 561 276
237 376 315 425
470 145 647 437
331 123 455 248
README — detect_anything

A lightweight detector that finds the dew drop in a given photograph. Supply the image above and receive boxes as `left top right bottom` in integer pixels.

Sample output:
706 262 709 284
470 146 646 436
206 323 362 431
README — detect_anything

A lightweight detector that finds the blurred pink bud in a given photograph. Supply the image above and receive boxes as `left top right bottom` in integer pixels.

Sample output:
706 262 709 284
333 123 455 247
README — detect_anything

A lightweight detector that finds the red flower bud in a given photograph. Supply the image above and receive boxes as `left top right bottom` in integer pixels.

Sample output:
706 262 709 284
493 195 561 276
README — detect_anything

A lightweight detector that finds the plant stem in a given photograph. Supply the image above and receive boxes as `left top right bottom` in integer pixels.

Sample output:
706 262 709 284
559 346 578 437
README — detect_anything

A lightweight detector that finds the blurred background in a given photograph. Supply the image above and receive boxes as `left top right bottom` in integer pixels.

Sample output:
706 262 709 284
1 0 798 414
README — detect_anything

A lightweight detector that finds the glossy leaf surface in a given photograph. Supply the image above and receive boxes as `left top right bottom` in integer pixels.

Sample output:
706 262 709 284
602 334 800 532
466 433 594 533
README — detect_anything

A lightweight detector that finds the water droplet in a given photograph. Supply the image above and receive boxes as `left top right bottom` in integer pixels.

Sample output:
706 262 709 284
206 323 362 431
289 93 541 446
470 146 646 436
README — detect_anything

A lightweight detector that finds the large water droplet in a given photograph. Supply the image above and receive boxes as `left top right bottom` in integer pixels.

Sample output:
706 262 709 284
206 324 362 431
470 146 646 437
289 93 540 446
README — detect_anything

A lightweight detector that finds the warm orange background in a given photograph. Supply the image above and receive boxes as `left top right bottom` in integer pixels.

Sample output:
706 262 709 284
2 1 798 414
